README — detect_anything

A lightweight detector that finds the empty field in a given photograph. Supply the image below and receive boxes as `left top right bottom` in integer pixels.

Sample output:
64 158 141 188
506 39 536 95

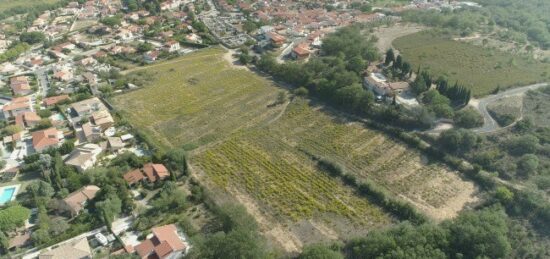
393 31 550 97
113 47 285 151
114 47 479 251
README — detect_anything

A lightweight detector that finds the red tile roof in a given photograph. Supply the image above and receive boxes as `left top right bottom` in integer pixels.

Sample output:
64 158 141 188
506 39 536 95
123 169 145 185
32 128 59 151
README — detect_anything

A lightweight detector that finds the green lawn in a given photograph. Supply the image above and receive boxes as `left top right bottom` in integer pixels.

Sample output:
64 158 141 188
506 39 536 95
393 31 550 97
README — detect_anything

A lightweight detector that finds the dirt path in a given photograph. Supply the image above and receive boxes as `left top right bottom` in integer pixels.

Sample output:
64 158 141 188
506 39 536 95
470 82 548 133
372 23 424 53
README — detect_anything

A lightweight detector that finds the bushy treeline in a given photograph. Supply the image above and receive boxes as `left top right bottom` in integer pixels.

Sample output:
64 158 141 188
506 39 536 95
298 207 538 259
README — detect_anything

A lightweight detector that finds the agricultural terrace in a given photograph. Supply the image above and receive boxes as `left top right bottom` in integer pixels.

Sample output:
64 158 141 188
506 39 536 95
112 47 285 151
393 31 550 97
0 0 60 13
196 100 478 222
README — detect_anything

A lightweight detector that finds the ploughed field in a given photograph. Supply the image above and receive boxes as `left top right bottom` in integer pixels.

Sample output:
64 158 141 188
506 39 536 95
393 31 550 97
113 47 478 251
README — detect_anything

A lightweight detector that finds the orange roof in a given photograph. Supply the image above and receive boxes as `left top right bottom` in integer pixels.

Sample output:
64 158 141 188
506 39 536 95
293 45 310 56
43 95 70 106
32 128 59 150
134 239 155 258
152 224 186 251
15 111 41 128
123 169 145 185
3 97 31 112
143 163 169 182
154 241 173 258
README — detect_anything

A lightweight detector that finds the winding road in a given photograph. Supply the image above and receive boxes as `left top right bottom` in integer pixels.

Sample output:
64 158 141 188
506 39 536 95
470 82 548 133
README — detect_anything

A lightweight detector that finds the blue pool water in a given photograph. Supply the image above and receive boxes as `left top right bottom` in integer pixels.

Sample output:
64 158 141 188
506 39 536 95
50 113 65 121
0 187 16 205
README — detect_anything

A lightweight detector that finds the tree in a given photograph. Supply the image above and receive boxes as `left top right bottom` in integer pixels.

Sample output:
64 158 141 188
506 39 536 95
0 231 8 253
392 55 403 70
197 228 266 259
100 16 122 27
506 135 539 156
299 244 343 259
96 195 122 227
20 31 46 44
494 186 514 204
58 141 75 155
385 48 395 66
517 154 539 177
164 148 187 175
454 108 483 128
26 180 55 199
411 74 429 95
0 205 31 232
242 20 257 33
3 125 23 137
445 208 511 259
137 42 153 53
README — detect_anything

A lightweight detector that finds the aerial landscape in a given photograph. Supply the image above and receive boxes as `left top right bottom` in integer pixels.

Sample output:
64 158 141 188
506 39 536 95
0 0 549 258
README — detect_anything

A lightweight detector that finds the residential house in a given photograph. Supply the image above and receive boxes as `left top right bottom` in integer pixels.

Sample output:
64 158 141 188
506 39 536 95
15 111 41 128
32 128 62 152
2 96 33 119
43 95 70 107
79 57 97 67
364 73 391 96
38 238 92 259
107 136 125 152
364 73 409 96
82 72 98 86
81 122 102 143
291 43 310 60
123 168 145 186
118 28 134 41
164 40 180 53
90 110 114 130
69 97 108 120
133 224 188 259
53 69 74 82
143 163 170 183
59 185 100 217
10 76 32 96
64 144 102 172
266 32 286 47
123 163 170 186
144 50 159 63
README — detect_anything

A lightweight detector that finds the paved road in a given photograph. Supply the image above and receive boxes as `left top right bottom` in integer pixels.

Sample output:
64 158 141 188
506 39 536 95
470 82 548 133
34 67 50 97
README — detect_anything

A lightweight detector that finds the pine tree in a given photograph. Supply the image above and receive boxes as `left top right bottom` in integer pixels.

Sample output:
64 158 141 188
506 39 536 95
385 48 395 66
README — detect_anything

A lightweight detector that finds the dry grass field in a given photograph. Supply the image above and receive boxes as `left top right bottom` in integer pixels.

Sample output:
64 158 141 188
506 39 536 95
113 47 285 151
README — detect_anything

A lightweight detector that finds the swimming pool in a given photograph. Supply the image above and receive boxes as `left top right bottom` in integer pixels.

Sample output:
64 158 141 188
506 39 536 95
50 113 65 121
0 186 18 205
